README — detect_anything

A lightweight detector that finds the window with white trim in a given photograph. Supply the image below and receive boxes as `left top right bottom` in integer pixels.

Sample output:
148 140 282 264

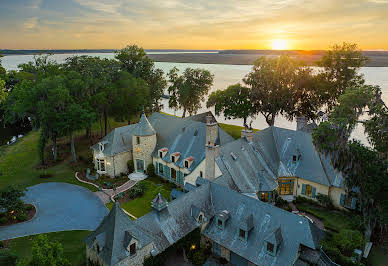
97 159 105 172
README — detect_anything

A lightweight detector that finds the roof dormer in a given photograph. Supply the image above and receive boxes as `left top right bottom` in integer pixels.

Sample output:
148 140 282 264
264 227 283 256
216 210 230 230
158 148 168 159
171 152 180 163
123 231 138 256
98 141 108 152
239 214 254 241
184 156 194 168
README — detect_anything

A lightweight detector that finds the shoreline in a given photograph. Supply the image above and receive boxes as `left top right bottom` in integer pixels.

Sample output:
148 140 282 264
3 52 388 67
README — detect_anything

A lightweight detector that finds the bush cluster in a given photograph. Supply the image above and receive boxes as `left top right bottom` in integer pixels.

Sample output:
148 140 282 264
127 183 146 199
127 160 134 173
146 164 155 177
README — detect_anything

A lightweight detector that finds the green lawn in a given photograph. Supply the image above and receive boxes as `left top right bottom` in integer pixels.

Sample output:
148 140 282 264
0 118 129 192
295 202 356 232
8 230 91 266
219 123 259 139
106 176 173 218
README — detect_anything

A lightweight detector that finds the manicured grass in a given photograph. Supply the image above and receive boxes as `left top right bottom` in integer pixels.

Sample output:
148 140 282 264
107 176 173 218
219 123 259 139
8 230 91 266
0 118 128 192
295 202 355 232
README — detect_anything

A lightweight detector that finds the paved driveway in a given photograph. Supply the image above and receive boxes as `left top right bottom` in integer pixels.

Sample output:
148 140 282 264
0 182 109 240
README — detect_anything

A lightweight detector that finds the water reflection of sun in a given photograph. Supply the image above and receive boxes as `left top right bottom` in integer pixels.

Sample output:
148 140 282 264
271 39 288 50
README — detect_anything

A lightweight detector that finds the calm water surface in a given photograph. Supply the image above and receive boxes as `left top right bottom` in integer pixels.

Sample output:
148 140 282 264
3 53 388 144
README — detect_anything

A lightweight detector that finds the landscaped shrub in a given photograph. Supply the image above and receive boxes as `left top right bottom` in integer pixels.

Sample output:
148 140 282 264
147 164 155 177
295 195 318 206
334 229 364 256
39 173 53 178
316 193 334 208
16 213 27 222
192 250 206 265
127 183 146 199
275 196 288 208
0 217 7 224
127 160 134 173
25 204 34 211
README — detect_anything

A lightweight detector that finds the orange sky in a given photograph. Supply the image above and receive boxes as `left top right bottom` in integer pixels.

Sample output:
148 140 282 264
1 0 388 50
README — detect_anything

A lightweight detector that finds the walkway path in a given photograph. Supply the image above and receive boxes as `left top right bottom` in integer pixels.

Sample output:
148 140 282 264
0 182 108 241
75 172 137 204
288 202 325 230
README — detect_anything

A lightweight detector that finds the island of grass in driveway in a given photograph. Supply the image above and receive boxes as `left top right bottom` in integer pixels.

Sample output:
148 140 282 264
106 177 173 218
8 230 90 266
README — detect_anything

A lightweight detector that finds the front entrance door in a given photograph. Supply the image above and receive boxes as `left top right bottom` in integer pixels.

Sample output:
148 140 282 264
136 159 144 173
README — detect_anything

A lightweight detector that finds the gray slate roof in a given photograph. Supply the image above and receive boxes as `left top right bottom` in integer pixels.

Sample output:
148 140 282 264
133 112 156 136
148 112 234 171
133 182 214 254
84 202 153 266
91 112 234 172
215 138 278 193
250 127 344 188
86 182 324 265
202 183 325 266
91 124 137 156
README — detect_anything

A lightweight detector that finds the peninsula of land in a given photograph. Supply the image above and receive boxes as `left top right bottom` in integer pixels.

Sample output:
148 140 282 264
2 49 388 66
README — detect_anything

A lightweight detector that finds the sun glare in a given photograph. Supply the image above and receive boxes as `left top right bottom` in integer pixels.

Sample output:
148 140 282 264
271 39 288 50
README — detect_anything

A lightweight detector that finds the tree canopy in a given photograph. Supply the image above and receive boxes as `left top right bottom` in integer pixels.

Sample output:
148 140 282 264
168 67 214 117
207 83 255 127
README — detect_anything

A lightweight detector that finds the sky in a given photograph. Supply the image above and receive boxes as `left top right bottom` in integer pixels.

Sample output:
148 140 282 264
1 0 388 50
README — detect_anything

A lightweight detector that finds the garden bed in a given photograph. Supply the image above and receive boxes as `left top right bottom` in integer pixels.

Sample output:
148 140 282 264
0 204 36 226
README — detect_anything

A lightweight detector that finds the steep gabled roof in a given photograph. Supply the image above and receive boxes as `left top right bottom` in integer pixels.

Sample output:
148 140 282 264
203 183 325 266
215 138 278 193
84 202 153 266
251 127 344 188
148 112 234 171
90 124 137 156
133 112 156 136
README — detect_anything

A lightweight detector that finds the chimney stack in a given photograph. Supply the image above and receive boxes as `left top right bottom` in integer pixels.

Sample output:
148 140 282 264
241 129 253 142
205 113 219 180
296 116 308 131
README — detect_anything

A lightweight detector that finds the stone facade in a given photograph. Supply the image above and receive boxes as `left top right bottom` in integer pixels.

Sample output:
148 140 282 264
116 243 154 266
86 245 108 266
132 134 157 173
93 150 132 178
205 115 220 181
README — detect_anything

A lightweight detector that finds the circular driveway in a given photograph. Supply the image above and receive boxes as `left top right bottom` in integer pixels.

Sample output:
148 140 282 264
0 182 109 240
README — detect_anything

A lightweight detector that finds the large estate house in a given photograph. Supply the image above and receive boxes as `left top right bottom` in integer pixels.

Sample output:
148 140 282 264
91 112 354 209
85 181 325 266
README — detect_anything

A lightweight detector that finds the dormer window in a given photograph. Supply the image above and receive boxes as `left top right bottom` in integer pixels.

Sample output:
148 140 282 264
239 229 246 240
264 227 283 256
136 136 140 145
184 156 194 169
130 243 136 256
267 242 274 253
171 152 180 163
292 155 297 163
158 148 168 159
98 141 107 152
217 219 223 228
198 214 203 223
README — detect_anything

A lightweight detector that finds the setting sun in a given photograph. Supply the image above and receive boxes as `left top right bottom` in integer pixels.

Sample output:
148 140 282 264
271 39 288 50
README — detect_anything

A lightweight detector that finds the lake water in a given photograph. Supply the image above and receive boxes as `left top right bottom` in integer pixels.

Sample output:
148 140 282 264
2 53 388 144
